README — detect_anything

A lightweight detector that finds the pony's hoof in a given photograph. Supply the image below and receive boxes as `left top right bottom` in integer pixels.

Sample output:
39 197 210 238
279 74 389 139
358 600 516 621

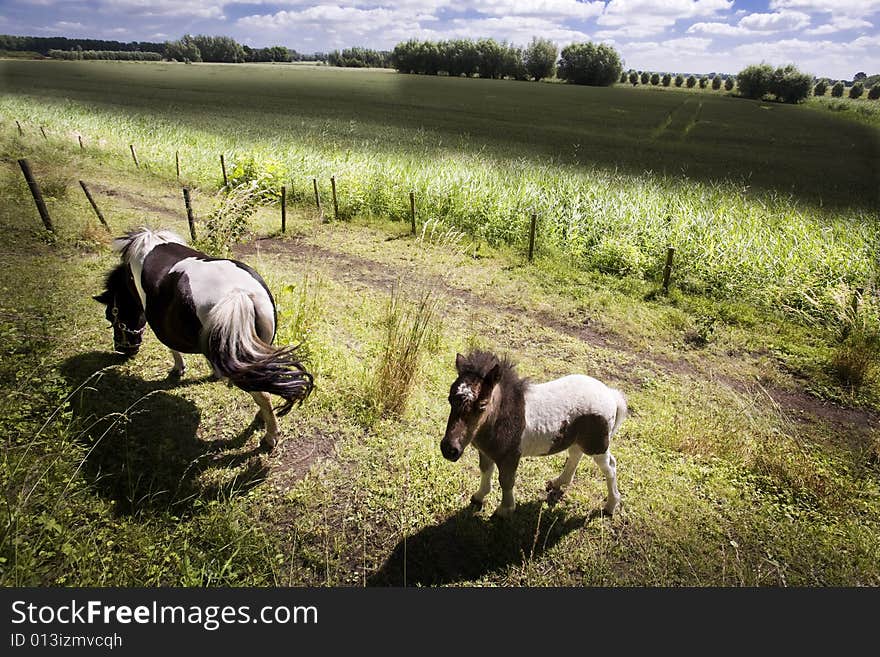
603 497 621 516
470 496 484 511
261 433 278 451
491 505 515 519
168 368 185 380
546 487 564 508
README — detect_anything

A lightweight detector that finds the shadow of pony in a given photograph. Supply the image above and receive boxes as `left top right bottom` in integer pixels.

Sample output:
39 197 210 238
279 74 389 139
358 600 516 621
60 351 269 516
367 500 590 586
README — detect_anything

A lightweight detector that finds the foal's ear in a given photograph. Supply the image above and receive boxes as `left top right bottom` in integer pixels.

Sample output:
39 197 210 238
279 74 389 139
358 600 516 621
455 353 466 372
92 291 112 305
482 363 501 390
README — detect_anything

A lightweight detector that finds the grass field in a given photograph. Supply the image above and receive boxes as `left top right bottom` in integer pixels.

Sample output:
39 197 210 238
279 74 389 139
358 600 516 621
2 60 878 318
1 61 879 587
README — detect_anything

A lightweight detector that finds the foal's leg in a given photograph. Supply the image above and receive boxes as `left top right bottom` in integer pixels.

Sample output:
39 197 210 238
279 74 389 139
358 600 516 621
470 450 495 510
592 450 621 515
546 445 584 506
168 350 186 378
250 391 280 450
493 455 520 518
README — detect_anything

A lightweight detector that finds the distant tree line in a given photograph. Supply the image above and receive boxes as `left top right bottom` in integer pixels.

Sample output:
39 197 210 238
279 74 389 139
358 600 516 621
391 38 527 78
621 69 734 91
328 47 390 68
48 49 161 61
814 73 879 100
163 34 310 63
390 37 617 85
0 34 164 55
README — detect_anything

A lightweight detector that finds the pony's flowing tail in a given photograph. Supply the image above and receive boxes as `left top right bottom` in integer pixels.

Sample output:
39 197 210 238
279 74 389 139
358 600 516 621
202 289 313 415
610 388 628 440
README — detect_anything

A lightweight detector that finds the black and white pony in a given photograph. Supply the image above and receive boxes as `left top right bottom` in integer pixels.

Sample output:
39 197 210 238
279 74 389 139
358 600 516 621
93 228 313 449
441 350 626 518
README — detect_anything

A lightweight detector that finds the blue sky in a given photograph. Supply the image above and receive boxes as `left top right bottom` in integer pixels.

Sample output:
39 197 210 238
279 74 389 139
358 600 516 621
1 1 878 78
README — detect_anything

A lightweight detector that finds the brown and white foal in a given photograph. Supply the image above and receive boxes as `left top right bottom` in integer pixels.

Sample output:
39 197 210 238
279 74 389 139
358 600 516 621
441 350 626 517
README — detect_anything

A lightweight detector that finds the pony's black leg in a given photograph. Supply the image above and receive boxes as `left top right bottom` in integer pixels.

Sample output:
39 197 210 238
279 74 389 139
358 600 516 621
493 454 520 518
250 391 280 450
470 450 495 510
169 350 186 378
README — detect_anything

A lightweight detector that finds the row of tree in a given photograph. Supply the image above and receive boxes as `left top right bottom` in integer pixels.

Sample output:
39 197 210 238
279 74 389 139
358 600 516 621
390 38 619 84
327 47 390 68
0 34 164 55
621 70 734 90
163 34 322 63
47 49 162 61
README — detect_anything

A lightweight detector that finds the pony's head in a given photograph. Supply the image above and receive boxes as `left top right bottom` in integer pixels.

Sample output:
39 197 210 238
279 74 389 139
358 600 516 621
93 264 146 357
441 350 504 462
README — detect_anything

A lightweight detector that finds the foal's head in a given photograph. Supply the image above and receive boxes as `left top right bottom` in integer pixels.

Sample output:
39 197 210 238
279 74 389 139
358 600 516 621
93 264 146 357
440 350 506 462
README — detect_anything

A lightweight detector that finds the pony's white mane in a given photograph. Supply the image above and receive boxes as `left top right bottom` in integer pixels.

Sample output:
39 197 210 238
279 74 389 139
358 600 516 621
113 228 187 266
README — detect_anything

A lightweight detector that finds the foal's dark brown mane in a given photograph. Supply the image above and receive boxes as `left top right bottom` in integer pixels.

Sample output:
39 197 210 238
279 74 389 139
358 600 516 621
458 350 528 397
458 350 528 449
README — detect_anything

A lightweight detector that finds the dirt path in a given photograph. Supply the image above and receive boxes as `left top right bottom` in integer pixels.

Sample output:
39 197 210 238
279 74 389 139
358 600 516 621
237 237 879 439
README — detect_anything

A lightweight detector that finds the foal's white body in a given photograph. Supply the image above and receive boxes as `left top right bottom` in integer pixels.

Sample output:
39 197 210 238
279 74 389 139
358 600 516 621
474 374 625 517
520 375 621 457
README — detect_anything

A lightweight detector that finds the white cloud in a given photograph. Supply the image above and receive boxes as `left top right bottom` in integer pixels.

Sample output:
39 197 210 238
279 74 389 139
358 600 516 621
97 1 225 19
738 10 811 31
805 16 873 35
237 5 594 48
596 0 732 39
444 15 590 43
687 21 750 36
730 36 880 78
687 10 812 36
769 0 880 16
53 21 87 31
465 0 605 20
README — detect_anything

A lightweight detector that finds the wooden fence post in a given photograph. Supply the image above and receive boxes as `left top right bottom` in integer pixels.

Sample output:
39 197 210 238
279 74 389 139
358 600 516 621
17 159 54 232
410 191 416 235
281 185 287 233
313 178 324 222
79 180 109 230
129 144 139 168
220 154 228 188
330 175 339 221
183 187 196 241
527 213 537 262
662 246 676 294
175 150 180 180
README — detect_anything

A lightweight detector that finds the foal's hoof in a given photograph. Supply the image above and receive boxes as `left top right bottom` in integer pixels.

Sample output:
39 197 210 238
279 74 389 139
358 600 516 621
260 433 278 451
491 505 515 519
168 368 185 380
469 496 484 511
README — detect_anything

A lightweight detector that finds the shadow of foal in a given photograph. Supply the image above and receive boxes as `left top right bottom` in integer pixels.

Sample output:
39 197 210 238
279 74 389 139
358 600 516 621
60 352 270 515
367 501 590 586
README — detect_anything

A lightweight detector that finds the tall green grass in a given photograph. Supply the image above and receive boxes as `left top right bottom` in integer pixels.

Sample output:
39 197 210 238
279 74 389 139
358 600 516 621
2 63 877 326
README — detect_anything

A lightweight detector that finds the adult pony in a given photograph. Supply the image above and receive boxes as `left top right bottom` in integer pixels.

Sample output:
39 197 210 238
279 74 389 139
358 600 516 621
441 350 626 517
93 228 313 449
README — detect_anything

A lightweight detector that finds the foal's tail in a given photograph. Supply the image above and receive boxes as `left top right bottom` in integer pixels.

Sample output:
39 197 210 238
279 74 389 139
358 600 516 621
202 289 313 415
610 388 628 441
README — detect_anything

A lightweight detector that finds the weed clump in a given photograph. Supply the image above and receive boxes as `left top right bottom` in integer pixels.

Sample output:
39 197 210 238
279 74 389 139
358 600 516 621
589 236 645 278
365 287 441 420
196 184 259 257
830 288 880 389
